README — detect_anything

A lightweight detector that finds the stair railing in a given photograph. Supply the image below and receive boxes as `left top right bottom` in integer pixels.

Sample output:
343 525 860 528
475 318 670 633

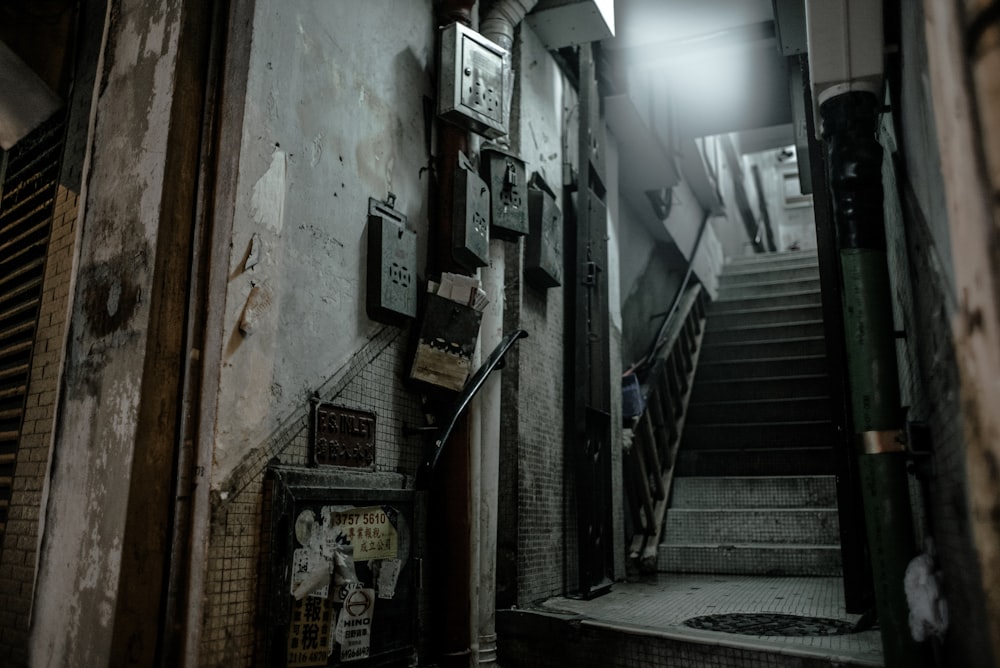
624 285 707 573
624 210 714 575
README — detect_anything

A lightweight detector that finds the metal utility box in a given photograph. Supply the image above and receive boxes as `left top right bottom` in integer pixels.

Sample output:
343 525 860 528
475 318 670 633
366 196 417 324
264 467 419 668
437 22 508 139
525 184 563 289
452 153 490 269
482 146 528 240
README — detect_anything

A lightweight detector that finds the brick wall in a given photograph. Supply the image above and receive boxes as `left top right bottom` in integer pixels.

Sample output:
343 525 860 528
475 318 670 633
199 326 428 666
498 239 575 606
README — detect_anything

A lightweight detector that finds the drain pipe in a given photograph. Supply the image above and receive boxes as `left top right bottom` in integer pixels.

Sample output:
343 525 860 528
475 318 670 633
433 3 477 667
476 3 535 666
819 90 925 668
480 0 536 50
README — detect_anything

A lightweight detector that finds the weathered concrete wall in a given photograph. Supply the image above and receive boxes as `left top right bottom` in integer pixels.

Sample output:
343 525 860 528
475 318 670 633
870 0 996 665
211 0 436 488
919 0 1000 663
198 2 438 664
30 2 184 664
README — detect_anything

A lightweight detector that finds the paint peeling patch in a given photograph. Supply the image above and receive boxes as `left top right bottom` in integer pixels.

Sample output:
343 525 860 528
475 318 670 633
239 282 274 336
245 233 262 271
144 8 166 56
99 601 113 628
251 150 287 234
310 133 324 167
375 559 402 599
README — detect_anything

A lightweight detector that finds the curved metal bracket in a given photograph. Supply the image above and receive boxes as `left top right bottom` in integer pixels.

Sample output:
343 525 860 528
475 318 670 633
416 328 528 488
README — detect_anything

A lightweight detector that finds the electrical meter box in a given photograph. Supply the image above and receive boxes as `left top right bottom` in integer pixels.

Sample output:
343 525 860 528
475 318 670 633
453 153 490 269
264 467 419 668
366 195 417 325
438 22 508 139
526 180 563 289
482 146 527 240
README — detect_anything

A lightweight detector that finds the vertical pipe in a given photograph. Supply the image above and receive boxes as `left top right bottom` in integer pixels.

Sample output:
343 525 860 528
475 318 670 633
819 90 925 668
477 238 505 665
800 55 873 614
433 3 476 667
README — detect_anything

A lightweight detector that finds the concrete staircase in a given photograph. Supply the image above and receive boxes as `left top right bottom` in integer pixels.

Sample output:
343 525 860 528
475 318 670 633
660 250 842 576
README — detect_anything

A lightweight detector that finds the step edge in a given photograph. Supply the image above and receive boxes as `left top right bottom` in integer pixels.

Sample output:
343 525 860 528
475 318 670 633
659 542 843 550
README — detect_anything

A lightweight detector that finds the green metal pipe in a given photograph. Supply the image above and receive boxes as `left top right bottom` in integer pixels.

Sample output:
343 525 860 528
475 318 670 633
821 91 925 668
839 249 900 430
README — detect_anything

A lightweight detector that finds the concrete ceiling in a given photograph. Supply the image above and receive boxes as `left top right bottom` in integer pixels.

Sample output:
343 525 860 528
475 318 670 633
605 0 794 145
611 0 775 48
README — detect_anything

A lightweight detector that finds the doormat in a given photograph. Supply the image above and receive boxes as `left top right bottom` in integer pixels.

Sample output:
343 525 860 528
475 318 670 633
682 613 857 636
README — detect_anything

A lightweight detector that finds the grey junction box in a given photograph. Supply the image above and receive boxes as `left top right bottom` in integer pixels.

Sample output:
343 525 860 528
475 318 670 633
437 21 508 139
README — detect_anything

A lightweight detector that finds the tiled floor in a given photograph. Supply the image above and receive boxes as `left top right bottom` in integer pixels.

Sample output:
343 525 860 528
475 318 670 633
541 575 884 666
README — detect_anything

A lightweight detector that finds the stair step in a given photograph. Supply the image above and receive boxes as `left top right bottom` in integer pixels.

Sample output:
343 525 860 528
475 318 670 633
716 277 821 300
695 355 827 382
726 250 817 266
682 421 834 449
702 320 826 345
710 289 822 312
699 336 826 362
664 508 841 545
671 475 839 509
687 396 832 423
675 448 837 476
657 543 842 576
719 264 819 286
706 304 823 329
690 374 830 402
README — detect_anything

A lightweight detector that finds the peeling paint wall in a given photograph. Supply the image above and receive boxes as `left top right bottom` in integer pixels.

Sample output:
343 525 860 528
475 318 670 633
212 1 435 488
30 1 183 664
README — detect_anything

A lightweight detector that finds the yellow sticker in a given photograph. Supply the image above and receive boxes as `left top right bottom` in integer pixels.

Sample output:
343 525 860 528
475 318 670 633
328 506 398 561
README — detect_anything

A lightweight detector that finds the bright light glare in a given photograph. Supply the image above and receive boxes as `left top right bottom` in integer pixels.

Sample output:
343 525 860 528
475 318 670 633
658 44 751 111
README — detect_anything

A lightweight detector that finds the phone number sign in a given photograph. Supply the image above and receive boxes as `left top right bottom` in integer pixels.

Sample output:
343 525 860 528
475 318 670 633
313 403 376 468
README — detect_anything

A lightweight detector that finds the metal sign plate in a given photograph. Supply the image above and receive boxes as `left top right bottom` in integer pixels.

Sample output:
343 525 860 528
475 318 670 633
312 403 376 468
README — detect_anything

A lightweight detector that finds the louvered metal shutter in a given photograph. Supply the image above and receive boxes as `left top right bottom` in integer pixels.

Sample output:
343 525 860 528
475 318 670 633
0 113 64 543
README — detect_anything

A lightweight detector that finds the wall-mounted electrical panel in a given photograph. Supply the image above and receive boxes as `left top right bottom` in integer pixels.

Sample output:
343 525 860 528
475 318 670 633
482 145 527 240
366 194 417 325
526 177 563 289
453 152 490 269
438 22 508 139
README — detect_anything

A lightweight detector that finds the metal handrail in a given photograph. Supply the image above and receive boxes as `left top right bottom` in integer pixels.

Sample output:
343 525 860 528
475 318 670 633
415 328 529 488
